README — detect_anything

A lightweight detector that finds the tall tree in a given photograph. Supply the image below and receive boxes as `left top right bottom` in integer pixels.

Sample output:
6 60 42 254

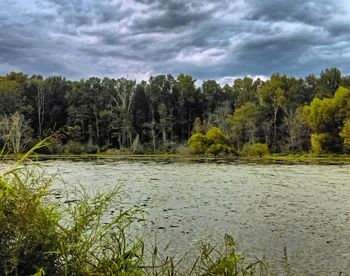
228 102 258 150
0 77 23 115
258 75 286 151
316 68 341 98
0 112 31 153
158 103 173 148
233 77 260 108
110 78 136 148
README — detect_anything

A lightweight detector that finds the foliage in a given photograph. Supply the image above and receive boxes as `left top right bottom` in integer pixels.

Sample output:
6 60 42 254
1 68 350 154
257 75 286 152
85 142 99 154
0 146 60 275
241 143 269 157
310 133 342 154
57 189 144 275
302 86 350 153
0 111 32 153
64 141 86 154
188 127 232 155
192 117 205 134
188 133 208 154
190 234 267 275
228 102 258 150
206 127 227 145
206 144 232 155
340 118 350 151
233 77 260 108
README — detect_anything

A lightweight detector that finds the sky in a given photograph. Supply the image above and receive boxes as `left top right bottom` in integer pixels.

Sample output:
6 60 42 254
1 0 350 84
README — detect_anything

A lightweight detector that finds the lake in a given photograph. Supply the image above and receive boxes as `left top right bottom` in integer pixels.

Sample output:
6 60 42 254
43 159 350 275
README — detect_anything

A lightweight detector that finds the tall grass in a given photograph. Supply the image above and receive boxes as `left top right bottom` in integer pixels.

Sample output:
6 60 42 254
0 143 269 275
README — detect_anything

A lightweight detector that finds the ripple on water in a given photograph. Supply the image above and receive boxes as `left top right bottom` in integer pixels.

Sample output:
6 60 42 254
44 161 350 275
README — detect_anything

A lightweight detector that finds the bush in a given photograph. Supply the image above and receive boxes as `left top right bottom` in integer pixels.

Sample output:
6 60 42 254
206 143 232 155
157 141 178 153
205 127 227 145
0 163 60 275
85 142 99 154
311 133 342 154
45 137 64 154
177 144 191 156
340 118 350 152
188 133 208 154
64 141 86 154
188 128 232 155
0 149 145 275
241 143 269 157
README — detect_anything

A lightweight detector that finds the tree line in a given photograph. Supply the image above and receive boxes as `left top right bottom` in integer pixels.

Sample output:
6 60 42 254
0 68 350 155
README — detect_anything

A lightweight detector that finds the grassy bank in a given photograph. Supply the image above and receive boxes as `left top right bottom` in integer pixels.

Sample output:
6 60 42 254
4 152 350 165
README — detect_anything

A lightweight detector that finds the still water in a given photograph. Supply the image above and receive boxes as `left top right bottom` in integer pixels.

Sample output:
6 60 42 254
43 159 350 275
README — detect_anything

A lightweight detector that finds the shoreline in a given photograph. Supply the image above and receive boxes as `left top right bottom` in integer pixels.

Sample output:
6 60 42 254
3 153 350 165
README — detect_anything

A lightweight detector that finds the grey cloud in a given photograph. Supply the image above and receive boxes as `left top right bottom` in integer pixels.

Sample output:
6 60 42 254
0 0 350 82
246 0 333 24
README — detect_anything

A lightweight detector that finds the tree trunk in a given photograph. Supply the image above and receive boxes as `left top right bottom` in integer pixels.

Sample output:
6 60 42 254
36 87 45 138
273 107 278 151
93 107 100 145
162 129 166 147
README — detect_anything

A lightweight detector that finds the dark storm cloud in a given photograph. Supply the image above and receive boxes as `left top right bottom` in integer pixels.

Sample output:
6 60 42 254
0 0 350 82
246 0 333 23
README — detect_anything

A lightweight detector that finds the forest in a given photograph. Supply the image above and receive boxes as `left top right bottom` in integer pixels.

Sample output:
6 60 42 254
0 67 350 155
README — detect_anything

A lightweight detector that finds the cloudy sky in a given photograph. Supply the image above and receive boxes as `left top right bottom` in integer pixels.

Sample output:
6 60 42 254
1 0 350 83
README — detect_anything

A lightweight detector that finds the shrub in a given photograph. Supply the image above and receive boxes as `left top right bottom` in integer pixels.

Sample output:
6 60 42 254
241 143 269 157
340 118 350 152
0 148 145 275
205 127 227 145
85 142 99 154
35 137 64 154
64 141 86 154
188 133 208 154
188 127 232 155
0 162 60 275
177 144 191 156
190 234 267 275
206 143 232 155
311 133 342 154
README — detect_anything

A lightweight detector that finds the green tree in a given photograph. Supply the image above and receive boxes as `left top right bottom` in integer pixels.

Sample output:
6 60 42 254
228 102 258 150
0 77 23 115
175 74 200 140
132 83 151 144
109 78 136 148
258 75 286 152
158 103 173 148
202 80 224 115
316 68 341 98
340 118 350 151
310 133 341 154
233 77 260 108
302 86 350 153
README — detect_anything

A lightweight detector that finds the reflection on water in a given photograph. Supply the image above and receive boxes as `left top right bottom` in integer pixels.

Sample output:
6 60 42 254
42 160 350 275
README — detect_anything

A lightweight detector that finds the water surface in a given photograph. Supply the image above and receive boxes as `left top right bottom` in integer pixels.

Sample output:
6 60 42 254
43 160 350 275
